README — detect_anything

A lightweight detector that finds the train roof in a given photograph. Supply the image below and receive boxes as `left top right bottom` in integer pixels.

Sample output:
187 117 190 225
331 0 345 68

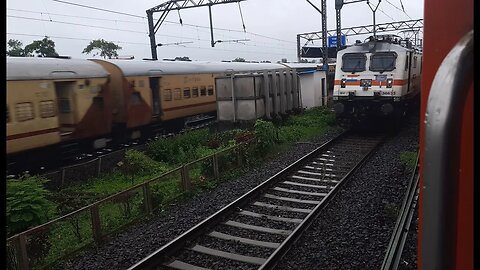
337 41 412 57
94 59 289 77
6 57 109 81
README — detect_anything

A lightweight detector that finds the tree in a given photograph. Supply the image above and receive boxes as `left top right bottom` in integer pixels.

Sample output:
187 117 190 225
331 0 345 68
232 57 246 62
24 37 59 57
82 39 122 59
174 56 191 61
7 39 26 56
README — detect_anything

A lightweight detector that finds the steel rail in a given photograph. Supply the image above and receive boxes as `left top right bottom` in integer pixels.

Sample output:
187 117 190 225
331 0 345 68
381 152 420 270
128 130 384 269
127 131 349 269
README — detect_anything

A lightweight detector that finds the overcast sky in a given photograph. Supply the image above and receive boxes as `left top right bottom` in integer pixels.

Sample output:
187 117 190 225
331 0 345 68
6 0 424 62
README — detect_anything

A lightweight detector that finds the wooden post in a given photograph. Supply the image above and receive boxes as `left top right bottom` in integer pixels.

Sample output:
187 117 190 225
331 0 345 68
142 183 152 214
61 168 66 186
181 165 191 192
17 235 30 270
90 205 102 245
213 154 219 179
237 146 243 167
97 157 102 177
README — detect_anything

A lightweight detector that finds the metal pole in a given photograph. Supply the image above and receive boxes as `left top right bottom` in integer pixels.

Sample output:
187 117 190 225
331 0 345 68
335 0 344 52
321 0 328 70
209 5 215 47
297 35 301 62
373 10 376 38
147 11 158 60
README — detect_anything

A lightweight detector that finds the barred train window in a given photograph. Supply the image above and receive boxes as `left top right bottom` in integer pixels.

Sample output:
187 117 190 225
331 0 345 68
58 98 71 113
138 80 144 87
174 88 181 100
6 106 10 122
93 97 105 109
131 92 141 105
16 102 34 121
183 88 191 99
207 85 214 96
40 100 56 118
164 89 172 101
200 86 207 96
192 87 199 98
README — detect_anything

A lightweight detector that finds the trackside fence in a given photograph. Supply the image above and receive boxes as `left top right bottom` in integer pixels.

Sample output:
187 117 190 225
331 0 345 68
40 145 148 190
6 140 251 270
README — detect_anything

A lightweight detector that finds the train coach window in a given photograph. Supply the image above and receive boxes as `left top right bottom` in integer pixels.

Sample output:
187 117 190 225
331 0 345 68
131 92 141 105
405 55 409 71
15 102 35 121
341 53 367 73
7 106 10 122
369 52 397 72
174 88 181 100
138 80 144 87
207 86 214 96
200 86 207 96
164 89 172 101
413 56 417 68
93 97 105 109
40 100 56 118
58 98 71 113
183 88 191 98
192 87 199 98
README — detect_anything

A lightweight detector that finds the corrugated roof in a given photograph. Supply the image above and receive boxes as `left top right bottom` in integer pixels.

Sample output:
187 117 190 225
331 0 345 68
7 57 109 80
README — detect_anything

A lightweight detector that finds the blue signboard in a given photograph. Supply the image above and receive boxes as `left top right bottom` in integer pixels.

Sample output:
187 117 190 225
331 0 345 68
328 35 346 47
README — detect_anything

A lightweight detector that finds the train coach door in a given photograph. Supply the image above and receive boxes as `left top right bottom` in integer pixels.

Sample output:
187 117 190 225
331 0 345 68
55 81 77 137
149 77 161 117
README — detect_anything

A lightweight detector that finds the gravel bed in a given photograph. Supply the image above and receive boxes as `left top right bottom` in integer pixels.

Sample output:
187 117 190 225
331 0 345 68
214 223 286 244
242 204 308 220
55 127 344 270
172 249 257 270
196 235 274 258
231 213 298 231
275 113 419 270
256 196 317 210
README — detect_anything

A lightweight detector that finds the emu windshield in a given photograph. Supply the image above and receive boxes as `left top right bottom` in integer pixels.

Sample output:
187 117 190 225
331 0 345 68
370 52 397 72
341 53 367 73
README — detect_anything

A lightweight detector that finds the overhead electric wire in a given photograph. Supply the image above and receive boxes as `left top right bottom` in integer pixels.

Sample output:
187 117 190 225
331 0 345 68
51 0 144 18
8 9 294 50
50 0 295 44
7 8 146 24
9 7 296 46
384 0 412 19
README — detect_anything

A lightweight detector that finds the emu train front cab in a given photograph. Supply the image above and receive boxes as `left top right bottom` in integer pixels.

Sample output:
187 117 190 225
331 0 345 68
333 35 422 123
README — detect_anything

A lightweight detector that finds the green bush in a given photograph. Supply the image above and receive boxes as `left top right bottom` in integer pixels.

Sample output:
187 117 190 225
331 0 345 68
146 129 210 164
6 174 56 235
254 119 277 156
120 149 160 177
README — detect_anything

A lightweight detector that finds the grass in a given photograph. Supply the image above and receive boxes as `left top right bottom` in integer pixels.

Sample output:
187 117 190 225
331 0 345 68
400 151 418 172
7 107 337 269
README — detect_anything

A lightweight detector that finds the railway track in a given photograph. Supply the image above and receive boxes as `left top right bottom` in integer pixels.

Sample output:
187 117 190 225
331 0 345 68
128 131 385 270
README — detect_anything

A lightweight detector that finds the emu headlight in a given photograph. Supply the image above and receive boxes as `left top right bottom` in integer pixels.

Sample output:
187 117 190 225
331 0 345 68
386 78 393 88
341 78 346 88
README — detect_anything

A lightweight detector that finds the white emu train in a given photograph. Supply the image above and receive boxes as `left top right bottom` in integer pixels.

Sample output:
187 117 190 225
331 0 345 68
333 35 422 122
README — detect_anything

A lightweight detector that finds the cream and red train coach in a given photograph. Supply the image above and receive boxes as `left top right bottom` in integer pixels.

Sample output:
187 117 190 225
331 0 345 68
6 57 112 166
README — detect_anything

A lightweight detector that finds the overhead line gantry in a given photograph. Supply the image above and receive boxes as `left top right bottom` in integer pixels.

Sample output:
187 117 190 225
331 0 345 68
146 0 246 60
